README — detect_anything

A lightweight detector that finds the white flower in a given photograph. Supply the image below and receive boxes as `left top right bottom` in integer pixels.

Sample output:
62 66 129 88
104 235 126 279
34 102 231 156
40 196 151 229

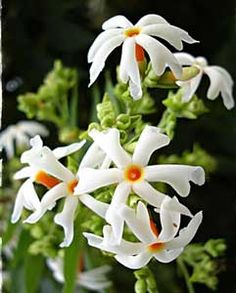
11 136 85 226
47 257 112 291
15 136 109 247
88 14 198 99
84 200 203 269
174 53 234 110
75 126 205 243
0 121 49 159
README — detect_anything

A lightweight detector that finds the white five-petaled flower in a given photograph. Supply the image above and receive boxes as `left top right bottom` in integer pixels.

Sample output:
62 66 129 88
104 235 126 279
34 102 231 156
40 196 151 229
88 14 198 99
14 135 110 247
0 121 49 159
47 257 112 291
75 125 205 243
174 53 235 110
84 199 203 269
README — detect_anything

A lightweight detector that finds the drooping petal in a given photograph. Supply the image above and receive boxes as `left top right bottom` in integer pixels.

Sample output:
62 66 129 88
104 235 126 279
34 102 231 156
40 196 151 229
157 196 192 242
119 38 142 99
88 29 123 62
11 179 41 223
75 168 122 195
24 182 67 223
89 35 125 87
135 34 182 78
176 72 203 102
83 228 144 255
89 128 131 168
20 135 43 164
47 258 64 283
79 265 111 280
142 24 198 51
102 15 133 30
145 165 205 197
135 14 169 27
204 66 234 110
22 180 41 211
132 126 170 166
105 182 131 242
79 193 109 218
53 140 86 160
166 211 203 250
132 181 166 207
54 196 79 247
174 52 195 66
115 252 152 269
78 142 106 171
120 201 156 243
154 248 183 263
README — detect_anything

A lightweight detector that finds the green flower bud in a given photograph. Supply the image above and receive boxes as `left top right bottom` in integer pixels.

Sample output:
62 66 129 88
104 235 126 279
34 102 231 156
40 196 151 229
135 279 147 293
116 114 131 130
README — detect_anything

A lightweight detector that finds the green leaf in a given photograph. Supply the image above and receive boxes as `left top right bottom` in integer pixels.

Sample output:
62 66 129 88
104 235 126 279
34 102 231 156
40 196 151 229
25 254 44 293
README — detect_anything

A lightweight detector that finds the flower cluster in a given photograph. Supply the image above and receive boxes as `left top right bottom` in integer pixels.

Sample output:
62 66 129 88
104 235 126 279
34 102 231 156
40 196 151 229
12 125 204 268
10 13 234 275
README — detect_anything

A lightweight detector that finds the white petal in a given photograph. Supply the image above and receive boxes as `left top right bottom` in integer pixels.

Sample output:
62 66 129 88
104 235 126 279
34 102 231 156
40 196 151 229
79 193 109 218
17 121 49 137
135 14 169 26
166 211 203 250
89 128 131 168
47 258 64 283
115 252 152 269
132 181 166 207
24 183 67 223
53 140 86 160
11 183 25 223
30 147 74 182
119 38 142 100
105 182 131 242
157 196 192 242
132 126 170 166
13 166 33 180
22 179 41 211
154 248 183 263
11 179 40 223
83 229 144 255
135 34 182 78
88 29 122 62
102 15 133 30
89 35 125 86
78 142 106 170
54 196 79 247
79 265 111 280
75 168 122 194
204 66 234 110
142 24 198 51
174 52 195 66
145 165 205 197
120 201 156 243
176 72 202 102
78 278 112 291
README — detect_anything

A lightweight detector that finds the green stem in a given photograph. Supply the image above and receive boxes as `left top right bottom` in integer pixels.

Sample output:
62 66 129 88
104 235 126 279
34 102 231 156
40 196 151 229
177 258 195 293
70 73 79 126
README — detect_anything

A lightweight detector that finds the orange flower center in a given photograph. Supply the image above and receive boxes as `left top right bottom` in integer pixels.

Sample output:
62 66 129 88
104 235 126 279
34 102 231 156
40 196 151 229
124 164 143 182
148 242 165 252
67 178 79 194
35 170 61 189
124 27 141 38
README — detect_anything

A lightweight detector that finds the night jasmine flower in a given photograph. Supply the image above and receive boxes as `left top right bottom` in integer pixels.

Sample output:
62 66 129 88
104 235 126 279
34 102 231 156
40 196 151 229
88 14 198 99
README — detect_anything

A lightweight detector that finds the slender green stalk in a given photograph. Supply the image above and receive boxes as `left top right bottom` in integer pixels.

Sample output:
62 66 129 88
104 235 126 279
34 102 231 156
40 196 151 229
177 258 195 293
70 72 79 126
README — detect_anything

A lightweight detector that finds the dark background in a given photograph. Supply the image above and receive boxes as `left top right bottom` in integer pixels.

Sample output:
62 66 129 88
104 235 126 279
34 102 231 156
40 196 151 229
2 0 236 292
